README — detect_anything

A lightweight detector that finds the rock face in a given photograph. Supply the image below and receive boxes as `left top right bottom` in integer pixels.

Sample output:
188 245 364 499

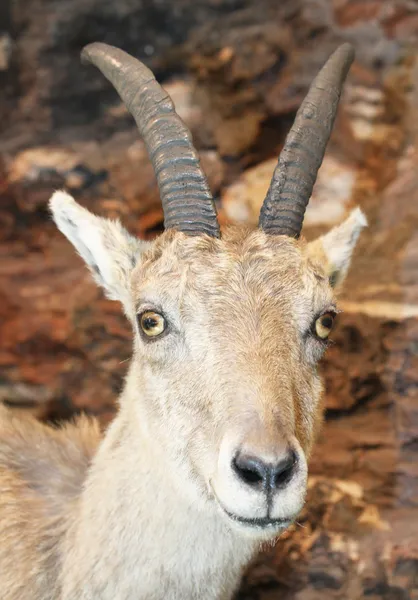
1 1 418 598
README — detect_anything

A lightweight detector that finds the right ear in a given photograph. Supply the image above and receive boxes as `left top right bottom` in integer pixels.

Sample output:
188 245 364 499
49 191 149 310
306 207 367 290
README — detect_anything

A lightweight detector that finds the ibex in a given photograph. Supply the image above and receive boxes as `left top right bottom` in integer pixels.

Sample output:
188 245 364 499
0 42 365 599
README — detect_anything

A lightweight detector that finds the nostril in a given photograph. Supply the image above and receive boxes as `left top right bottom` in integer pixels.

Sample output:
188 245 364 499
232 453 266 488
238 467 263 486
272 450 297 489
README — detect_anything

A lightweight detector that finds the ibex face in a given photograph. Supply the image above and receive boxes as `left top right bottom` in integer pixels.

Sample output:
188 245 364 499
50 41 365 541
131 226 332 536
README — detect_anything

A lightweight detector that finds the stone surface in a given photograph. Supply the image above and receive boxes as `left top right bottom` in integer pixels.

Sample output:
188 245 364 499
222 154 357 228
1 1 418 598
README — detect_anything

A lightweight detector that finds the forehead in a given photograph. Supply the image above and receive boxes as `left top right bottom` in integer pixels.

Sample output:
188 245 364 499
133 228 333 324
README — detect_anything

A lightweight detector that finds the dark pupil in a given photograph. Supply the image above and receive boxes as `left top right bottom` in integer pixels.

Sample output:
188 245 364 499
143 316 158 330
321 315 333 329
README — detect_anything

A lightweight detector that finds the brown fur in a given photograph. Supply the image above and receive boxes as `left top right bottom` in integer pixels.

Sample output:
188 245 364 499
0 407 100 599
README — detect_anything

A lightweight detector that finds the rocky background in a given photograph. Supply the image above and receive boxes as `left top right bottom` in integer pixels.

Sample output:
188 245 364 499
1 0 418 598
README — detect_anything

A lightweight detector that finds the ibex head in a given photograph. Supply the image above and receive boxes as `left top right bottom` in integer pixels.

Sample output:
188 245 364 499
50 43 365 539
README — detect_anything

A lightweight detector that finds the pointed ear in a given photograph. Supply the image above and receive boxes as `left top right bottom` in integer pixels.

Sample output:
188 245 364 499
49 191 149 307
307 208 367 289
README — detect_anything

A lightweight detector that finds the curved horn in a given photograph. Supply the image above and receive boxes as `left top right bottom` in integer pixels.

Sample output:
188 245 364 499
81 43 220 238
259 43 355 238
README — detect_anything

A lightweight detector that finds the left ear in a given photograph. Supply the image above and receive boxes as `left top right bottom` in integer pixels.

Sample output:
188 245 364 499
307 208 367 288
50 191 150 310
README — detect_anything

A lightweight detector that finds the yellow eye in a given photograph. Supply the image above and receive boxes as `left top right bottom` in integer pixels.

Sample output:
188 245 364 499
139 311 166 338
315 312 335 340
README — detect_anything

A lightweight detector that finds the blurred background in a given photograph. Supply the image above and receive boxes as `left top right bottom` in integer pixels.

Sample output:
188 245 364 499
1 1 418 598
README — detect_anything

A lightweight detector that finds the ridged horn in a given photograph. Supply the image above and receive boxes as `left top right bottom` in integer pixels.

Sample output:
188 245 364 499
259 43 355 238
81 43 220 238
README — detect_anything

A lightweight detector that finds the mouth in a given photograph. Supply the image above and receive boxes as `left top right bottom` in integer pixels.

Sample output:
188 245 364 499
210 482 293 531
223 509 292 530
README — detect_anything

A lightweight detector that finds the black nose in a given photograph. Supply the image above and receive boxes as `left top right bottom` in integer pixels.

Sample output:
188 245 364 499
232 450 297 491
